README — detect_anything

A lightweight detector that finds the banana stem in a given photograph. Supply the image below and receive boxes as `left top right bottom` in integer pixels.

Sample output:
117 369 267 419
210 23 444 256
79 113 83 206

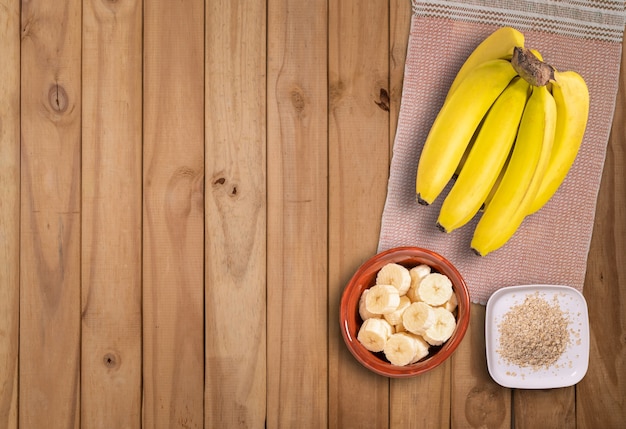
511 47 555 87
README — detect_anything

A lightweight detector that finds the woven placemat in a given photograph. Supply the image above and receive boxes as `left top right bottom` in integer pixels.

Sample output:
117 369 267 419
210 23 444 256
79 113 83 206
378 0 626 304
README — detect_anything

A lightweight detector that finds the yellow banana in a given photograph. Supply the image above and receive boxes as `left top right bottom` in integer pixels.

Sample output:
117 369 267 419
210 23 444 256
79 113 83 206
446 27 524 99
481 147 512 212
527 70 589 214
452 49 542 178
416 59 518 205
437 77 530 233
478 49 543 212
471 85 557 256
453 117 483 178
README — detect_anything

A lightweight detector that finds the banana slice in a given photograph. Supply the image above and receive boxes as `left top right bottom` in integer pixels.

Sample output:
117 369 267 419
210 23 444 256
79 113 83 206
423 307 457 346
394 321 406 333
384 332 421 366
357 317 394 352
359 263 459 362
402 301 435 335
383 295 411 326
438 292 458 313
409 334 431 364
406 286 420 304
365 284 401 315
407 264 431 302
359 289 380 321
376 263 411 296
418 273 453 306
409 264 431 287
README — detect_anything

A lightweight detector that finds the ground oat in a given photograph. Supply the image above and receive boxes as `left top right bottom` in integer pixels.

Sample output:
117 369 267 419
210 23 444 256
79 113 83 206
497 293 570 370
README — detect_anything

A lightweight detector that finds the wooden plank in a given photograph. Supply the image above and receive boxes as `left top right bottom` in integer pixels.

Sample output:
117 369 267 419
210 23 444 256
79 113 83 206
327 1 391 427
386 4 451 426
80 0 143 427
389 0 412 145
266 0 328 427
451 304 511 429
204 0 267 427
391 364 451 427
19 0 82 427
142 1 206 427
576 39 626 429
0 1 20 427
513 388 575 428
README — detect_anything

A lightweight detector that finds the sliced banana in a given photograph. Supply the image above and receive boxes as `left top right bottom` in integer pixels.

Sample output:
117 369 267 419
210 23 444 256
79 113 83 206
356 262 460 365
383 332 421 366
409 264 431 287
394 321 406 333
409 334 431 364
438 292 458 313
357 317 394 352
365 284 401 315
402 301 435 335
418 273 453 306
383 295 411 326
376 263 411 295
406 285 421 303
359 289 380 321
406 265 430 302
423 307 457 346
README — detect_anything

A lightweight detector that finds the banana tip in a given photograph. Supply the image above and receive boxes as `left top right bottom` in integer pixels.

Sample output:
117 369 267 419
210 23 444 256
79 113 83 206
416 194 430 206
435 222 448 233
470 247 485 257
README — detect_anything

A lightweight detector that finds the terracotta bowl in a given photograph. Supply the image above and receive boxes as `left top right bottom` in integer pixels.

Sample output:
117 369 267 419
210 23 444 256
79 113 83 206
340 246 470 378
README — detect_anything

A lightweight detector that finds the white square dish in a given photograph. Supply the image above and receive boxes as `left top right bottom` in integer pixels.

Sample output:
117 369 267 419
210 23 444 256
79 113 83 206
485 284 589 389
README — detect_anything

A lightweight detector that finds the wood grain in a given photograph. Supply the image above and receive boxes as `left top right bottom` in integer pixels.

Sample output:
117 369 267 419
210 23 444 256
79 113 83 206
142 1 206 427
389 0 412 145
0 3 624 428
451 304 511 429
81 0 143 427
577 38 626 429
513 388 575 428
387 3 448 426
391 364 451 428
267 0 329 427
328 1 392 427
19 0 82 427
204 0 267 427
0 1 20 427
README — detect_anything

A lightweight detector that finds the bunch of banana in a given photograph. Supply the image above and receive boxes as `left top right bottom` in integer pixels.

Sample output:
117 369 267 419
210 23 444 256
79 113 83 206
414 27 590 256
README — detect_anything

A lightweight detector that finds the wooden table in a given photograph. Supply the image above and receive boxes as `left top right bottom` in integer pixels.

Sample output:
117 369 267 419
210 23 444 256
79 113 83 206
1 1 624 428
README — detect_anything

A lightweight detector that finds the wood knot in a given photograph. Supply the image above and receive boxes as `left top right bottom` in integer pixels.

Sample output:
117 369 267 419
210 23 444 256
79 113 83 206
48 84 69 113
290 87 306 113
464 384 506 427
329 80 345 108
103 352 121 370
212 175 238 198
375 88 390 111
22 20 32 39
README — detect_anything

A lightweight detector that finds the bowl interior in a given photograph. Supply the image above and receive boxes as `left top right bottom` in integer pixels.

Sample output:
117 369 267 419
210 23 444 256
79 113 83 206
340 247 470 378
